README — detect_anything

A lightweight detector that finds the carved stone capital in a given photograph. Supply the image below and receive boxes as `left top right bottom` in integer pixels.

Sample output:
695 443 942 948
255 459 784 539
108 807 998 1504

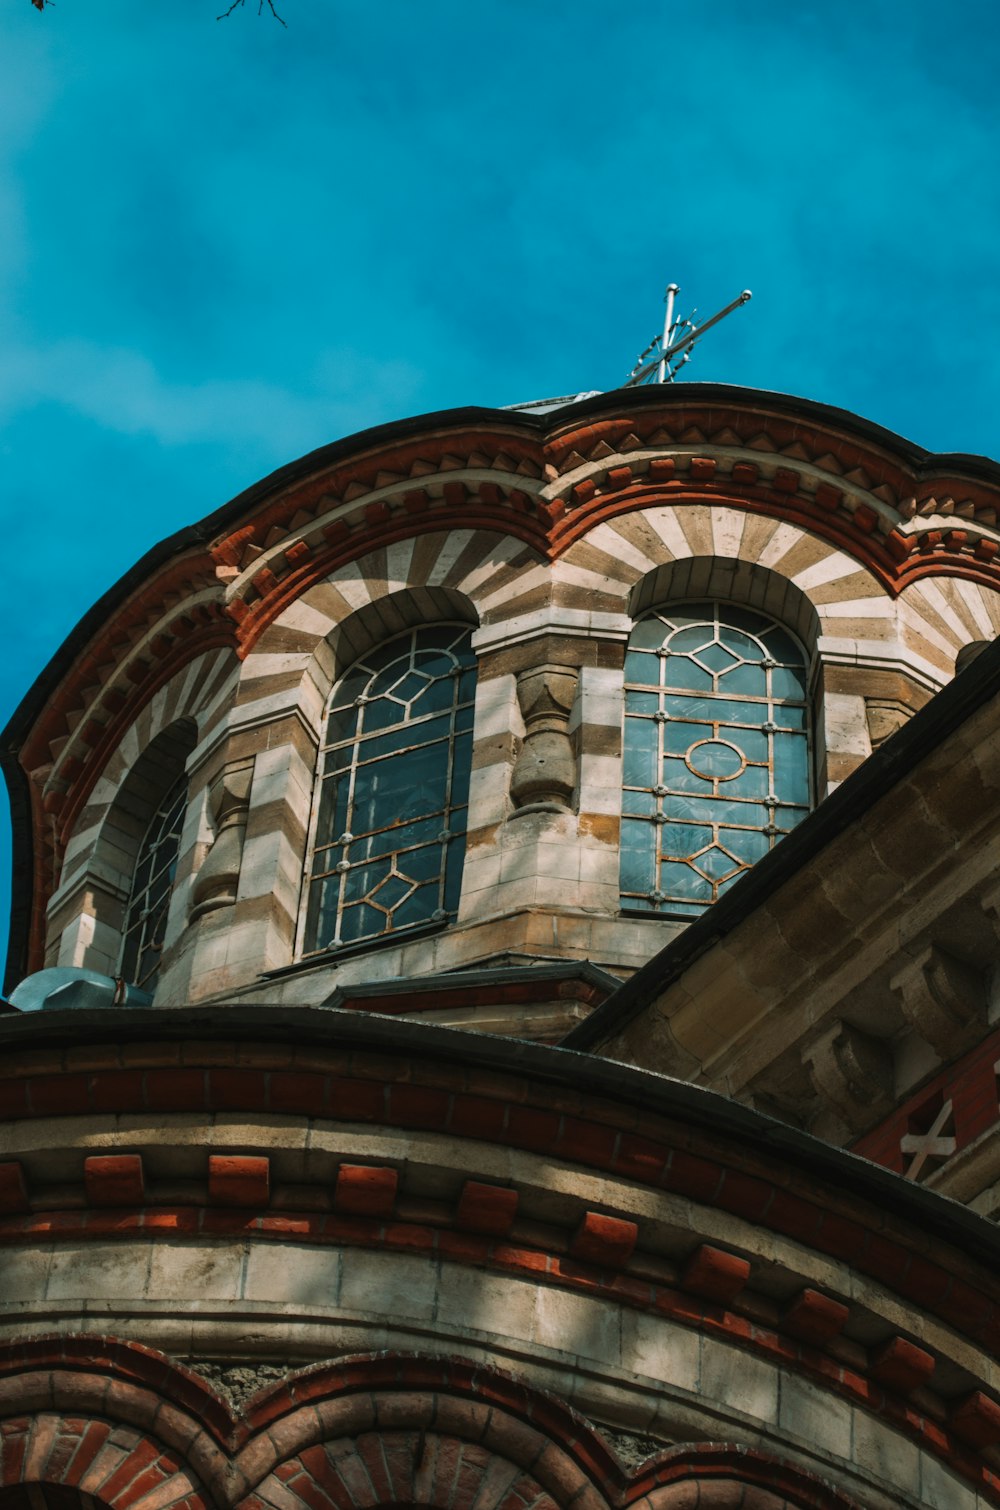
802 1019 894 1133
510 664 579 812
190 760 254 921
890 944 986 1059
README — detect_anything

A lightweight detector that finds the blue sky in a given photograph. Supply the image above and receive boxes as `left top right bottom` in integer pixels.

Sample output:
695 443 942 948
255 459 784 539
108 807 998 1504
3 0 1000 980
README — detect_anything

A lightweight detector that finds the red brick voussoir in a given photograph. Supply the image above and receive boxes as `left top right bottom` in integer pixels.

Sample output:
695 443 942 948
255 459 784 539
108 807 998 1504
0 1341 861 1510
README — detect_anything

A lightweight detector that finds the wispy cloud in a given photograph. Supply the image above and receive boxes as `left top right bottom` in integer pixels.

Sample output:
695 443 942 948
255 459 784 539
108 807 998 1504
0 341 423 455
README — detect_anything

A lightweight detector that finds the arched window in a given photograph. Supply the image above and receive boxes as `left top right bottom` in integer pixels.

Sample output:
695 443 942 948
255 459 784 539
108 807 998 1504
119 771 188 990
304 624 477 953
620 602 811 918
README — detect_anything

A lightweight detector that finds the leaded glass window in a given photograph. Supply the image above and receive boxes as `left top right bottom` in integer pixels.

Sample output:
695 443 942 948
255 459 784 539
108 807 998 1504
621 602 811 918
304 624 477 953
119 773 188 990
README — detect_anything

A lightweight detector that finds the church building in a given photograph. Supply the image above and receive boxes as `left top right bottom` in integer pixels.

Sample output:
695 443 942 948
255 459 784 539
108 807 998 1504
3 381 1000 1510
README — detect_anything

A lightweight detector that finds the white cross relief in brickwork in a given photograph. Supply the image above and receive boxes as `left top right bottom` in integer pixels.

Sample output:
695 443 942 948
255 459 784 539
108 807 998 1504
900 1098 956 1182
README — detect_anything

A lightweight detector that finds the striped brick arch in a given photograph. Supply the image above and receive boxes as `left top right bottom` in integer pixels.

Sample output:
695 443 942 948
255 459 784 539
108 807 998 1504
0 1342 862 1510
562 504 1000 680
59 646 238 870
237 529 543 709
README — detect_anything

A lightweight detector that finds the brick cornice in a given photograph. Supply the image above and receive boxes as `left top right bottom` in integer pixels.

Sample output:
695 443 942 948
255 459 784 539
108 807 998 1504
2 1021 1000 1497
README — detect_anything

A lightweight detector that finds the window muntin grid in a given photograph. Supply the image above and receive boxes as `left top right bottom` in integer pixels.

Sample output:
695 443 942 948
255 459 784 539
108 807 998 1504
621 602 811 918
304 624 477 953
119 774 188 990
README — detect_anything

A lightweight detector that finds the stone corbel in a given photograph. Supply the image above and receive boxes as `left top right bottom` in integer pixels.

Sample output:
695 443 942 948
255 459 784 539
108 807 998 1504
864 698 910 748
509 663 579 814
890 944 986 1058
189 759 255 921
802 1019 894 1133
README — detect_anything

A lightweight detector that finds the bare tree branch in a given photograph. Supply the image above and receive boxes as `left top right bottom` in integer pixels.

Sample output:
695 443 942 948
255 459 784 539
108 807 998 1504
216 0 287 24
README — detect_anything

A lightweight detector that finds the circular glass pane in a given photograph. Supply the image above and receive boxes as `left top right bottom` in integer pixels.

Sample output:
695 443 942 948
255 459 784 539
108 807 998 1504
686 739 745 780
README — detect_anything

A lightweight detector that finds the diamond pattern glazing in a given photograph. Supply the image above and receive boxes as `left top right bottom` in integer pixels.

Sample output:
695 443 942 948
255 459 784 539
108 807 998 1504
621 602 811 917
304 624 476 952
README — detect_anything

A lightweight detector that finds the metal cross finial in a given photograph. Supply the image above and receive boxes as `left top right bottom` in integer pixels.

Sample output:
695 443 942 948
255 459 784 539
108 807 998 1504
625 284 752 387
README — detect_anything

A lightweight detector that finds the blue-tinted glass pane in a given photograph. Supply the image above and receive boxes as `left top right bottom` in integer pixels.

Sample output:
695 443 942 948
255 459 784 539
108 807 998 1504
362 713 451 758
414 649 454 678
368 656 412 694
449 740 472 806
349 815 441 862
664 720 713 755
323 743 354 775
329 667 369 711
623 725 657 786
662 657 713 692
408 675 456 717
663 758 713 794
343 859 390 903
372 873 413 909
660 862 713 901
700 797 768 827
692 846 742 882
669 695 760 726
625 650 659 683
393 882 439 927
771 664 808 699
391 670 430 703
625 690 659 716
721 662 767 696
726 764 769 798
340 902 385 942
305 876 336 948
326 706 363 746
720 828 769 862
725 607 772 638
774 732 810 804
444 832 466 910
455 703 474 734
620 820 655 892
398 843 442 882
774 704 807 731
687 740 744 779
630 617 670 650
762 626 802 663
661 824 713 858
668 626 713 652
399 744 451 820
774 805 809 833
132 850 153 894
350 755 406 831
719 627 764 661
458 668 477 702
359 695 407 734
719 725 767 762
698 642 741 675
623 789 656 817
314 775 349 849
666 603 714 626
662 791 710 823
